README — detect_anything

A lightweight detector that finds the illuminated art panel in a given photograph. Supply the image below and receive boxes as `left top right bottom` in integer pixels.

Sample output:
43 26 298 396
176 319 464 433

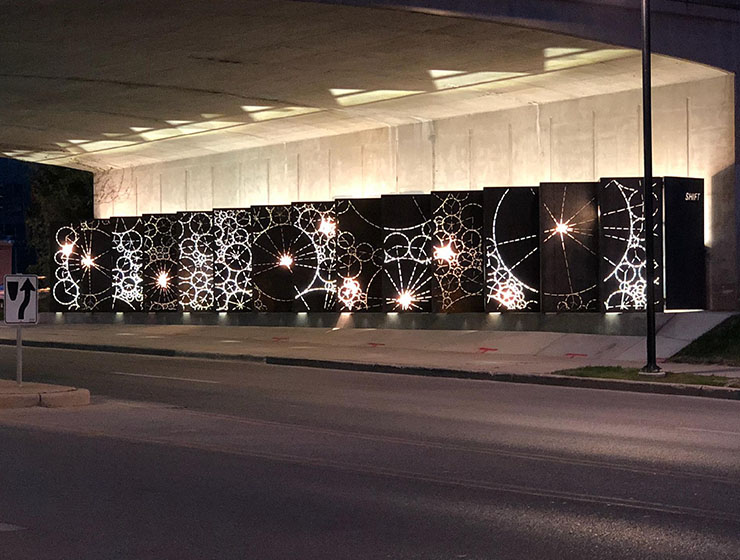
53 220 113 311
599 178 663 312
334 198 383 311
382 194 432 312
250 205 300 312
431 191 484 312
142 214 180 311
540 182 600 312
213 209 252 311
291 202 336 312
111 217 144 311
178 212 214 311
483 187 540 311
663 177 705 310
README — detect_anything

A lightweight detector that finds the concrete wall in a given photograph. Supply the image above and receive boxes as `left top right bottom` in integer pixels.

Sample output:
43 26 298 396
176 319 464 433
95 74 736 309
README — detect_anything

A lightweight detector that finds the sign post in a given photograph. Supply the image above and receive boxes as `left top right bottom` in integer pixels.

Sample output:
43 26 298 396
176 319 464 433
3 275 39 386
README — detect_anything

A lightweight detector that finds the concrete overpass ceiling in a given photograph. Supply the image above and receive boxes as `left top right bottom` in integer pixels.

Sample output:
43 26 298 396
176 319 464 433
0 0 728 170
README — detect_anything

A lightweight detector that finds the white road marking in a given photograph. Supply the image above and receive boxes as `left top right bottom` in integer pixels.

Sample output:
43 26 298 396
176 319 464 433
0 523 26 532
109 371 221 384
115 333 134 336
679 427 740 436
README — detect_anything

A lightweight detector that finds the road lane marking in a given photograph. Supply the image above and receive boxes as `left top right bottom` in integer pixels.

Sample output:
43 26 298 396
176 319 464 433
109 371 221 384
0 523 26 532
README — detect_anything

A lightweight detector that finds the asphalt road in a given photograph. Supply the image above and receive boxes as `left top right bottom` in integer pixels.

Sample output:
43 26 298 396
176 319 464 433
0 345 739 559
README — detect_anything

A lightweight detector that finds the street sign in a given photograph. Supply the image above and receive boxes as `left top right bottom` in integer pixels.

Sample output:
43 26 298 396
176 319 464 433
3 274 38 387
3 274 38 325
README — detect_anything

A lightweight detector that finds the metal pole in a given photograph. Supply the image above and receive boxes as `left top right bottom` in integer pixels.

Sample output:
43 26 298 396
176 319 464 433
641 0 661 375
16 326 22 386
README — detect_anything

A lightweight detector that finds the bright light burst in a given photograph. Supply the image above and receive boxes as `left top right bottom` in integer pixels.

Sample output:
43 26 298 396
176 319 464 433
278 253 294 269
338 277 361 309
61 242 75 257
433 241 457 263
555 221 572 235
156 271 170 289
81 254 94 268
318 217 336 238
396 290 415 311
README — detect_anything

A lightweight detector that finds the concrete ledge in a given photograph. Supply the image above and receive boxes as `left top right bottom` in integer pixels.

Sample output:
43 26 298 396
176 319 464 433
39 388 91 408
40 311 654 336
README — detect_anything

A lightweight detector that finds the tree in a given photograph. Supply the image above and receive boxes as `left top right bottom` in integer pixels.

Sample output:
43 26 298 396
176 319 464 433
25 164 93 280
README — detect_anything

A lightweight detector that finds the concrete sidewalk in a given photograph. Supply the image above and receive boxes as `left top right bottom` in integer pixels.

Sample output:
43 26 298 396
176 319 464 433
0 318 738 379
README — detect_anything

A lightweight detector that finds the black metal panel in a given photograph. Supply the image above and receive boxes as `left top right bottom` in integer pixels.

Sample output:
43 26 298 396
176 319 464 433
483 187 540 311
142 214 180 311
250 205 300 312
431 191 484 312
382 194 432 312
540 182 599 312
663 177 706 310
335 198 384 311
291 202 337 312
213 208 252 311
52 220 113 311
177 211 214 311
599 177 664 312
111 217 144 312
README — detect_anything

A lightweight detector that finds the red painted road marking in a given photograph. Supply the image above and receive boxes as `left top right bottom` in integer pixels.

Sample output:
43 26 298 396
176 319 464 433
478 347 498 354
272 337 289 342
565 353 588 358
367 342 385 348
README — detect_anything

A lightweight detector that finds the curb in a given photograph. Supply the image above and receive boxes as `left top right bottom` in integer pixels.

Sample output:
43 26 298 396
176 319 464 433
40 388 91 408
0 388 91 409
2 338 739 401
0 338 263 363
266 357 740 400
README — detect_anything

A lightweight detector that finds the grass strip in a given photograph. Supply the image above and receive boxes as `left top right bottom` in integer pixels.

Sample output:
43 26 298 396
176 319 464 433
671 314 740 366
552 366 738 387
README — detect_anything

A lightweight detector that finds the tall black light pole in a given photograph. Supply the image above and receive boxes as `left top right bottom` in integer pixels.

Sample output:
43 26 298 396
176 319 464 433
641 0 661 375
